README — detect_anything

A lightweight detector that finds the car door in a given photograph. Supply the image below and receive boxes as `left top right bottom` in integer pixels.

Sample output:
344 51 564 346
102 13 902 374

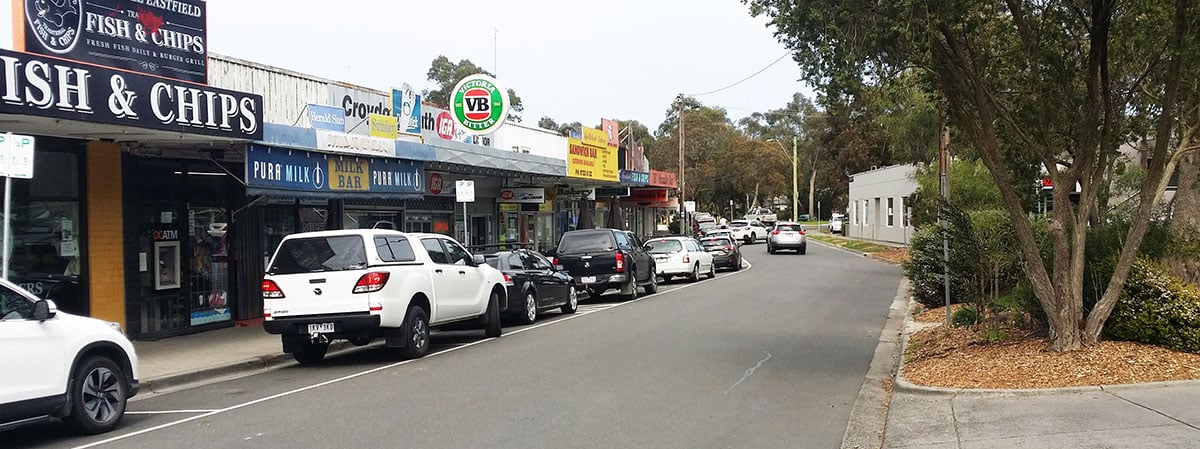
612 231 637 282
0 285 65 404
441 238 488 317
420 238 470 321
625 232 652 282
527 251 568 305
688 239 713 272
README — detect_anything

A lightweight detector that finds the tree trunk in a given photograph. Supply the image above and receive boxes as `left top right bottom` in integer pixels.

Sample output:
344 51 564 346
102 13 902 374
1165 152 1200 286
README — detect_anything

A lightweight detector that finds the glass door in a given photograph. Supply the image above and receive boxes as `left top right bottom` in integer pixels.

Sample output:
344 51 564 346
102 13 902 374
187 207 232 326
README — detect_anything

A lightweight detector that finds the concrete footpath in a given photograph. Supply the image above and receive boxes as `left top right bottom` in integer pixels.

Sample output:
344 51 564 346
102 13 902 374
840 275 1200 449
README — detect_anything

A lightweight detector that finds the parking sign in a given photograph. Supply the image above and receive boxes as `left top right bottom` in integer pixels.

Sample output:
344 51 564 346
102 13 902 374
0 134 35 179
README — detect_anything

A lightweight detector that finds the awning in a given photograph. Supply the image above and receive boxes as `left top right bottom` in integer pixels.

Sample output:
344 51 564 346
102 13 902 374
260 123 436 161
426 138 565 178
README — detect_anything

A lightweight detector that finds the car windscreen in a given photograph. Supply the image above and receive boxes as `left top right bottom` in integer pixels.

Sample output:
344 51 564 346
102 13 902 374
483 254 503 269
730 221 749 227
775 224 804 232
698 222 717 230
269 235 367 274
557 231 615 254
645 240 684 254
701 238 733 248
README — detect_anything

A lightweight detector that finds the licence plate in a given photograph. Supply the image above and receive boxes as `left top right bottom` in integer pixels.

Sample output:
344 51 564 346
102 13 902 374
581 276 597 284
654 256 667 261
307 323 335 333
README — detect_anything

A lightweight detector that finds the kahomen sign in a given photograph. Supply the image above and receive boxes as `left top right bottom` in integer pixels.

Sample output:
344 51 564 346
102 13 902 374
450 74 509 135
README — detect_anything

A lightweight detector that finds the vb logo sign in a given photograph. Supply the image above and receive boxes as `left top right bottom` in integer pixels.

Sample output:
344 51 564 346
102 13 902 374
451 74 509 135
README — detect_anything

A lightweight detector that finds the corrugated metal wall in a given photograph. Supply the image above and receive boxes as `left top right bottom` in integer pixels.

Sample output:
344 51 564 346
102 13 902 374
208 54 329 126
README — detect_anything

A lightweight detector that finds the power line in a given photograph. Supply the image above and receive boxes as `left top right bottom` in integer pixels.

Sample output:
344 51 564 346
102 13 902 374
684 51 793 97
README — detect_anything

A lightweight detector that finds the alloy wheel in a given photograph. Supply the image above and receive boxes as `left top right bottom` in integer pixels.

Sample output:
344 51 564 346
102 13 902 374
82 367 122 424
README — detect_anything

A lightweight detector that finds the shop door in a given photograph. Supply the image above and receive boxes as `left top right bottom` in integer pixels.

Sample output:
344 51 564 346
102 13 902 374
187 207 232 326
470 216 489 247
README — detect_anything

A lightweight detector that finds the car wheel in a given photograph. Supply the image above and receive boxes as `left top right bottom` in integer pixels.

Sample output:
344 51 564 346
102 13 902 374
744 235 753 245
732 257 742 271
561 286 579 314
63 356 127 435
485 291 503 337
645 273 659 294
688 263 700 282
626 278 639 300
399 305 430 359
707 263 716 279
292 341 329 365
768 245 776 254
800 243 807 255
517 290 537 325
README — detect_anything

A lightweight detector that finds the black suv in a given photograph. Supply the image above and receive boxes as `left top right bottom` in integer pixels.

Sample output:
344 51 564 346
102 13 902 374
552 229 657 300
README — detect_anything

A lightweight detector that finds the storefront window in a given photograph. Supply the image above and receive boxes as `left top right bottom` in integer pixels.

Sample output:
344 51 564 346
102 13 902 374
344 209 400 230
299 207 329 233
6 148 84 315
188 207 231 326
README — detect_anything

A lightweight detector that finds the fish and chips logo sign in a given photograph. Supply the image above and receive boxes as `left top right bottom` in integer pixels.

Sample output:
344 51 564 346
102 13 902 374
26 0 84 54
450 74 509 135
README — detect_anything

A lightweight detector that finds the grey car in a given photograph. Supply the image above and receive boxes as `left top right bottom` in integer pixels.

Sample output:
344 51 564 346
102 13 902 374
767 222 807 254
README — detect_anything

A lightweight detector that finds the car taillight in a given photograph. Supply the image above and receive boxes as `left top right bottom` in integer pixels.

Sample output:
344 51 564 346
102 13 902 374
552 257 559 266
262 279 285 299
772 230 780 235
503 274 514 286
725 245 735 251
743 227 751 231
353 272 390 294
799 229 806 235
615 252 625 272
682 255 690 263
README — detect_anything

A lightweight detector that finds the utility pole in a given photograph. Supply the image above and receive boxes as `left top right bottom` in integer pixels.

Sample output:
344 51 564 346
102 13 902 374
678 95 687 234
792 135 798 222
939 112 951 324
493 28 499 75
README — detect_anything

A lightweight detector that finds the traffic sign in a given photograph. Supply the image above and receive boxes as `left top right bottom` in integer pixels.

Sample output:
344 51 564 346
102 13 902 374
456 180 475 203
0 133 35 179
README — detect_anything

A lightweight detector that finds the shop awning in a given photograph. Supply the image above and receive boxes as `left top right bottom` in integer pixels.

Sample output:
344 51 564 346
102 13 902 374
425 138 565 178
260 124 436 161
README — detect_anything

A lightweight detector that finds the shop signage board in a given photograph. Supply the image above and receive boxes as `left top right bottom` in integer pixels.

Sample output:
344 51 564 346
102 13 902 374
368 113 398 139
329 84 390 135
594 186 630 197
245 145 423 194
391 85 422 136
601 118 620 148
450 74 509 135
629 188 668 203
306 104 346 132
314 131 395 157
498 187 546 204
15 0 209 84
567 138 619 182
619 170 650 185
0 49 263 140
649 170 678 188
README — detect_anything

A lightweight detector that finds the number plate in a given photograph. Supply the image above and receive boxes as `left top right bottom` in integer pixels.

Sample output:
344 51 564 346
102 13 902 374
307 323 335 333
581 276 597 284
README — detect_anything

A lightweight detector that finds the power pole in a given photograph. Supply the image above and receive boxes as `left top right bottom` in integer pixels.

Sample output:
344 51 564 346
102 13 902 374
792 136 798 222
678 95 687 234
939 112 951 324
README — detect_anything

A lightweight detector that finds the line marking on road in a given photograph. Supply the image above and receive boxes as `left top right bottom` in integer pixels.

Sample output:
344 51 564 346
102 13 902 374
725 351 772 395
124 410 217 415
74 260 757 448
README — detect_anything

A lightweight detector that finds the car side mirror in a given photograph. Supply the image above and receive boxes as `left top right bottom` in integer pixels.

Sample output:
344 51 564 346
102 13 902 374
33 299 57 321
554 264 565 272
471 254 486 266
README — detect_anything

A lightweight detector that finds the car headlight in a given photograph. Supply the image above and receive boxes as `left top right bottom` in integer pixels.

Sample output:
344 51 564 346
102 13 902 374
106 321 123 333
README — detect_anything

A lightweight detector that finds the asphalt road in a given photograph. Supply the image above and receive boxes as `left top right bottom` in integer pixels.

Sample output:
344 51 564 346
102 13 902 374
9 241 902 449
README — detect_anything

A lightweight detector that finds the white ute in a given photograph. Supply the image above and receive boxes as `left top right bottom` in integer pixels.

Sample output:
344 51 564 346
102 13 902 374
262 229 508 364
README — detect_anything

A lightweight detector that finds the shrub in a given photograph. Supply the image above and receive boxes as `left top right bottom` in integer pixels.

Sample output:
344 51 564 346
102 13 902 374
1104 258 1200 353
951 307 979 327
903 202 980 308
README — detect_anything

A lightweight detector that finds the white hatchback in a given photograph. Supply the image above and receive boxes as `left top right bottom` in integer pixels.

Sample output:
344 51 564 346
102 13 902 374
728 220 769 244
0 279 140 434
645 237 715 282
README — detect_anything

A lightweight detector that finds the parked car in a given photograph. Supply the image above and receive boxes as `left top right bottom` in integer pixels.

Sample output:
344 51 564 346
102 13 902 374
798 214 811 222
645 236 715 282
552 228 657 300
745 207 778 224
700 235 742 271
484 249 578 324
703 228 734 240
262 229 508 364
829 213 844 234
0 278 140 434
727 219 768 245
696 221 719 237
767 222 808 254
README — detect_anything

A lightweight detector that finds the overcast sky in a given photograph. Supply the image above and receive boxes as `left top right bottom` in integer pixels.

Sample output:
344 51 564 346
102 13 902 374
1 0 813 131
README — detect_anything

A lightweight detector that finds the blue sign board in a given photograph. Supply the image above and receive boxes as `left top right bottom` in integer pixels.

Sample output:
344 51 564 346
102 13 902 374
307 104 346 132
619 170 650 186
246 145 423 194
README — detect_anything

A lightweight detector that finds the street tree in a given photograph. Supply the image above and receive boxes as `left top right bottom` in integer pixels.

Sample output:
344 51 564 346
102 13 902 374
747 0 1200 351
424 55 524 122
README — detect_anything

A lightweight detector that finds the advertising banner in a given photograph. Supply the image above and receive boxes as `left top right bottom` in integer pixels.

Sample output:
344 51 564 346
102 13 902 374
619 170 650 185
16 0 209 84
391 85 422 136
555 186 595 201
601 118 620 148
629 188 668 203
0 48 262 140
315 131 395 157
329 84 390 135
450 74 509 135
368 113 398 139
594 186 630 197
649 170 678 188
246 145 423 194
567 138 618 182
306 104 345 132
497 187 546 204
581 126 608 149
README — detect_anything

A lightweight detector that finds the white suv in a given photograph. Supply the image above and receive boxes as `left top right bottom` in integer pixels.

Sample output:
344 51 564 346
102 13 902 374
0 279 140 434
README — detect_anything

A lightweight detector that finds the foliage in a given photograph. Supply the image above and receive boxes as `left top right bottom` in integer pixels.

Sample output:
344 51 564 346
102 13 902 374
1104 258 1200 353
970 209 1023 305
424 56 524 122
903 203 980 308
951 307 979 327
909 159 1006 228
1083 222 1174 311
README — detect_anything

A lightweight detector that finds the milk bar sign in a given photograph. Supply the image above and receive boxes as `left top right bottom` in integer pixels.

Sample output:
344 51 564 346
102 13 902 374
0 49 262 140
18 0 209 84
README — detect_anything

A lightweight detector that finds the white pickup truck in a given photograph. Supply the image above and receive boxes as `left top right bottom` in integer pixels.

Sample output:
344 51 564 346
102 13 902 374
744 207 778 225
262 229 508 364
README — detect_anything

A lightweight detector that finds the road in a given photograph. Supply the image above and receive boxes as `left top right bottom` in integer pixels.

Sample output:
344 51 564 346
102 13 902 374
8 241 901 449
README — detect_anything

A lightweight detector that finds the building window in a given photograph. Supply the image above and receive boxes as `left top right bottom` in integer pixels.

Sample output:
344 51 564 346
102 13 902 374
902 196 910 227
862 200 869 225
851 202 857 225
887 198 895 227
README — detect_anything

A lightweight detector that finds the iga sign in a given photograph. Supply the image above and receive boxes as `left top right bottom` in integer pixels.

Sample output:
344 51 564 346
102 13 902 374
0 49 262 139
498 187 546 204
17 0 208 84
451 74 509 135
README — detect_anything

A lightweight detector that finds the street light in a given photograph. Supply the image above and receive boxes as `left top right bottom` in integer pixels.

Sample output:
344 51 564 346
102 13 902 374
767 138 798 222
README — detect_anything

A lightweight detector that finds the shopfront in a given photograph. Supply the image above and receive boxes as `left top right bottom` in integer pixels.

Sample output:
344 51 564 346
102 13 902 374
497 187 553 251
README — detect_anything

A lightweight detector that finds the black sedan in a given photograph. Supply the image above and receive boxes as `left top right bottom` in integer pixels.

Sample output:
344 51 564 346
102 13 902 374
484 249 579 324
700 236 742 271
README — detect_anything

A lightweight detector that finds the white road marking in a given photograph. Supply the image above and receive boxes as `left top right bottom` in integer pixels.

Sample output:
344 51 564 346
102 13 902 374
725 351 772 395
124 410 217 415
75 260 756 448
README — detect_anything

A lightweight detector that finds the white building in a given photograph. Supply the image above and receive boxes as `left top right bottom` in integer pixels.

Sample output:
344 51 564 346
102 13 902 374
847 165 919 245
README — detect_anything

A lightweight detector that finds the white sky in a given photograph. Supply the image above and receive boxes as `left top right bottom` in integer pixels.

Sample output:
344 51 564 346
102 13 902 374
1 0 813 131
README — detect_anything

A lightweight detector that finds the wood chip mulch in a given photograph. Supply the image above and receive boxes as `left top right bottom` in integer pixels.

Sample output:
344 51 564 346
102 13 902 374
902 308 1200 389
868 247 909 265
